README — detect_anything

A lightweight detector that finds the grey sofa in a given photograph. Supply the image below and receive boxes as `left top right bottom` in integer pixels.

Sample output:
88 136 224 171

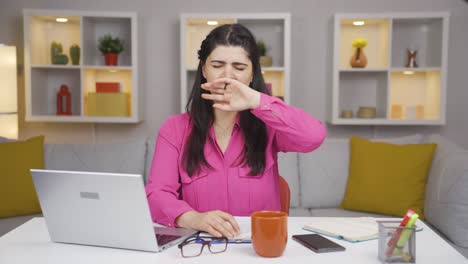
1 134 467 258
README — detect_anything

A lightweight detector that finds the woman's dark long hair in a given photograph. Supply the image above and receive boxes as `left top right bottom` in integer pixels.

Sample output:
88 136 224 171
183 24 270 177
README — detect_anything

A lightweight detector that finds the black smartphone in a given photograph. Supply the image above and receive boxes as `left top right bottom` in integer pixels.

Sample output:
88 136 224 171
292 234 346 253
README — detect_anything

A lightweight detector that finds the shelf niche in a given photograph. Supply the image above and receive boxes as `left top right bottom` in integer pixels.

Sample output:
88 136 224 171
389 70 440 120
82 17 132 67
83 68 133 117
238 19 285 67
30 68 81 116
29 15 80 65
339 18 390 69
391 18 443 68
185 18 236 69
339 71 387 119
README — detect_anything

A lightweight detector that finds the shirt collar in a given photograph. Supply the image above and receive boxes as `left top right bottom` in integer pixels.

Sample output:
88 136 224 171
208 114 241 141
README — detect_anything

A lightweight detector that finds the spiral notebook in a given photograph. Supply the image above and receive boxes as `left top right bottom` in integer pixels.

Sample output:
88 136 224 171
303 217 380 243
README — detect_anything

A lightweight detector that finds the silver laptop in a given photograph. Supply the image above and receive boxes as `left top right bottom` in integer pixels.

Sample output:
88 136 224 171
30 169 197 252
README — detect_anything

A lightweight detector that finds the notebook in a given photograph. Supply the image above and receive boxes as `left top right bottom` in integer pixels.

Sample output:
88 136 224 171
303 217 380 243
230 217 252 243
199 217 252 243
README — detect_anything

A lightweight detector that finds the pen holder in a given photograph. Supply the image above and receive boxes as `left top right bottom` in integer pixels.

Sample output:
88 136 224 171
377 221 416 263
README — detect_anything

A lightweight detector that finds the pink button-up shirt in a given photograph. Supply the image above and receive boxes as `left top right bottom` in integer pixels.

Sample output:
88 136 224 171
145 93 327 227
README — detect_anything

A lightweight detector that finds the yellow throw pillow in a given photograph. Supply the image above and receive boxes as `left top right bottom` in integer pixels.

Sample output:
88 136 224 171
0 136 45 218
340 136 437 219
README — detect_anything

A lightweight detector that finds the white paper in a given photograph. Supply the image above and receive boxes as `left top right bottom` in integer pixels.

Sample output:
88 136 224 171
231 216 251 242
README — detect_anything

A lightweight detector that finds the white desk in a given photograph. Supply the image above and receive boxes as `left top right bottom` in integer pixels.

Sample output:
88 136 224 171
0 217 466 264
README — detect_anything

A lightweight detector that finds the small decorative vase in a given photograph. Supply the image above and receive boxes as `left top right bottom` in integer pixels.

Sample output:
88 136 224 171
56 84 72 115
350 48 368 68
357 106 376 118
104 53 118 66
260 56 273 67
341 110 354 118
70 44 80 65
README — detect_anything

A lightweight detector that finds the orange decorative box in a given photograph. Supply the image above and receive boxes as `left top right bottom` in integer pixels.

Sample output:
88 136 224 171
95 82 121 93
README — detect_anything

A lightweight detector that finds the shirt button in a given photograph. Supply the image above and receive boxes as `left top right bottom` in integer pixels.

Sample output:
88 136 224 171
263 104 268 109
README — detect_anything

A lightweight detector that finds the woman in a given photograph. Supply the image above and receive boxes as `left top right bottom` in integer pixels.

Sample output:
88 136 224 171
145 24 326 238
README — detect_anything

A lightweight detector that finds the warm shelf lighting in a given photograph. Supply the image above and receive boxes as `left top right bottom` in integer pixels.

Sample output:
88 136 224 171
108 70 118 73
352 21 365 26
56 18 68 23
207 20 218 26
403 71 415 75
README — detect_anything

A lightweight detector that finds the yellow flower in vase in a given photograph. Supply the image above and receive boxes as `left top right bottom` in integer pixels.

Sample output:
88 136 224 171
350 38 368 68
352 38 367 48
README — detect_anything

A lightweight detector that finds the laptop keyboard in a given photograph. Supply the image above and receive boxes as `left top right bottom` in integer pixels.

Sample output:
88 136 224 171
156 233 181 246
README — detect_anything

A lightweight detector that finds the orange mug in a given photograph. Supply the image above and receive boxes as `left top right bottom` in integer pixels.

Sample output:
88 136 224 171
251 211 288 257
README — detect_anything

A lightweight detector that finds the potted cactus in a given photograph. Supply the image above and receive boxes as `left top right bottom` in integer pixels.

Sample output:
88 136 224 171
257 39 272 67
98 34 124 66
69 44 80 65
50 41 69 65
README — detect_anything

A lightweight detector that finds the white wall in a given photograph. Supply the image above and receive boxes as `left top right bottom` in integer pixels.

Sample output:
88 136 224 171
0 0 467 147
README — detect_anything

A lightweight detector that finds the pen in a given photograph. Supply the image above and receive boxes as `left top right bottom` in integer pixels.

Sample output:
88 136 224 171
393 213 419 255
386 209 415 257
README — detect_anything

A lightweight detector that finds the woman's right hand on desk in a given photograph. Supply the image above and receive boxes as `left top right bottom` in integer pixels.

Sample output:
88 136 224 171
176 210 240 238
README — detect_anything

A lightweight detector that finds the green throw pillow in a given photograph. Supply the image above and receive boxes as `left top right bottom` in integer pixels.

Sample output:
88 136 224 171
340 136 437 219
0 136 44 218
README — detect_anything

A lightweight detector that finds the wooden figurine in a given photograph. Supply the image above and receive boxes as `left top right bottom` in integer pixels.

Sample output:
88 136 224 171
406 49 418 68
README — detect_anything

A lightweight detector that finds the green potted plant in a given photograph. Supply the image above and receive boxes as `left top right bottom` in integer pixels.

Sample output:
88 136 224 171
98 34 124 66
257 39 272 67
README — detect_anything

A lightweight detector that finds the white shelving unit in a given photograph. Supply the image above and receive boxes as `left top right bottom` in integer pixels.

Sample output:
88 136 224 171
180 13 291 113
23 9 141 123
331 13 449 125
